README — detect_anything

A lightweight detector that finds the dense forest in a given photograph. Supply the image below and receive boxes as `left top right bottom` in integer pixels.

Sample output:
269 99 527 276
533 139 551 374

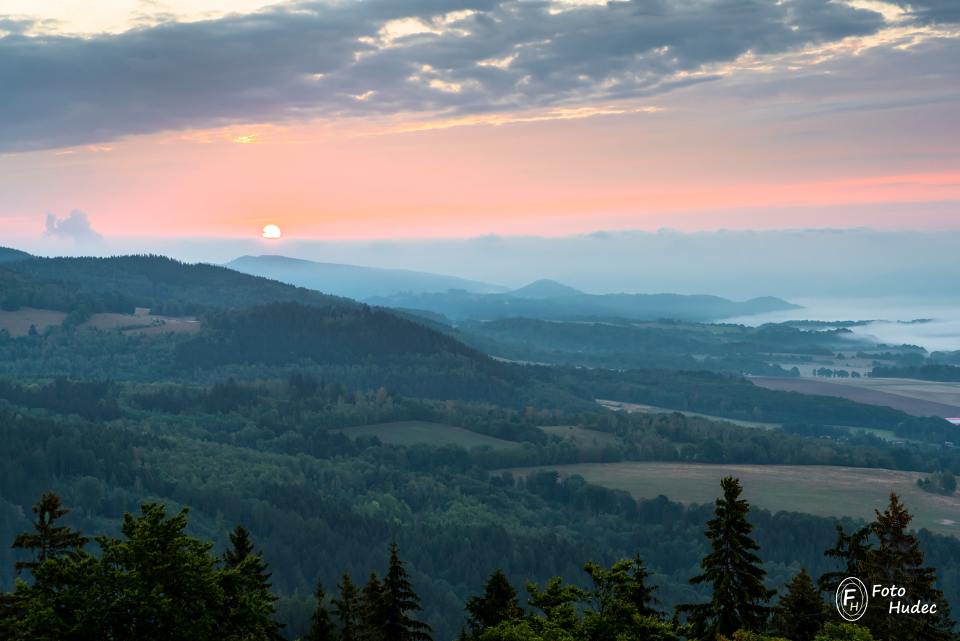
2 481 954 641
449 317 858 376
2 252 959 639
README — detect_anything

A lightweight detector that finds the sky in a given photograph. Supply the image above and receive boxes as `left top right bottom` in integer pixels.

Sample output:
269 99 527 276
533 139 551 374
1 0 958 249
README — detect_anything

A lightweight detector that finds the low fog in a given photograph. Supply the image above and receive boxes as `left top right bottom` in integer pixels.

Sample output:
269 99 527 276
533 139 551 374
13 228 958 302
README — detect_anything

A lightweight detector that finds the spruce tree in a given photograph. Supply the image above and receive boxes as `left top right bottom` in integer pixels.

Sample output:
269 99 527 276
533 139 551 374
222 524 283 640
868 494 954 641
381 542 432 641
334 572 362 641
361 572 386 641
679 476 773 640
771 568 826 641
306 580 337 641
583 555 660 641
465 569 522 638
819 525 872 596
11 492 87 573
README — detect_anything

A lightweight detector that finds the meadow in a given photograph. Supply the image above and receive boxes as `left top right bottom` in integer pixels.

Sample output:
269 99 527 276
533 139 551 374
501 461 960 537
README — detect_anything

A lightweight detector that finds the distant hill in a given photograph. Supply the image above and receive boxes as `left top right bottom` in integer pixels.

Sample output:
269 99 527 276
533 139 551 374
367 289 800 322
225 255 505 299
508 279 583 298
1 254 356 316
0 247 32 263
0 253 591 407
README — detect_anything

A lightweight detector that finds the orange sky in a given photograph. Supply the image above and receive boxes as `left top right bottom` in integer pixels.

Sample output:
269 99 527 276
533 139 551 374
1 0 959 243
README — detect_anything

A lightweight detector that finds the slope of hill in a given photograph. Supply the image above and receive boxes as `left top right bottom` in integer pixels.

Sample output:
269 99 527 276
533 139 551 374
226 255 505 299
367 288 800 322
507 279 583 298
1 254 356 315
0 247 32 263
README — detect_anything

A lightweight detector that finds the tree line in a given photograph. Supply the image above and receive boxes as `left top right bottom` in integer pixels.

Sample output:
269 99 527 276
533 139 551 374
3 479 954 641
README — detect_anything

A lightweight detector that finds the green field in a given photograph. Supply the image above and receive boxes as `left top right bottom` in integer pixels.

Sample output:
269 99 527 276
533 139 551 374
597 399 781 430
539 425 625 449
502 462 960 537
334 421 521 450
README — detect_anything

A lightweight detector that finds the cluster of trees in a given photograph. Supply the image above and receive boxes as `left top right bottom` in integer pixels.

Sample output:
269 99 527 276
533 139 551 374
572 368 955 443
813 369 861 379
1 494 282 640
5 480 953 641
918 471 957 496
452 318 860 378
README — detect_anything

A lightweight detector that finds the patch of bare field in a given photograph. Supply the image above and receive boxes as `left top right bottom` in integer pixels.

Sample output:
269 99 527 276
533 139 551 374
0 308 66 336
833 377 960 408
83 313 201 335
751 376 960 418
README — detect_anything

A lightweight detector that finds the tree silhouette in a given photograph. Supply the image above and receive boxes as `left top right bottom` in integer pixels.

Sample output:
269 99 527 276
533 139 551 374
680 476 773 639
771 568 826 641
11 492 87 573
381 542 432 641
465 569 522 638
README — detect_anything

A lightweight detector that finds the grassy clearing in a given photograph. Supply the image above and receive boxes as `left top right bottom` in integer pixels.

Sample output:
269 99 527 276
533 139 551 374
501 461 960 537
539 425 625 449
334 421 521 450
597 399 780 430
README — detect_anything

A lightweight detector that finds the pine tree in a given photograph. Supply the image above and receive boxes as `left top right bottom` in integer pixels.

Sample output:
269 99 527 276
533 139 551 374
221 524 283 640
771 568 826 641
465 569 523 638
306 580 337 641
679 477 774 640
867 494 954 641
361 572 386 641
11 492 87 573
334 572 362 641
381 542 432 641
819 525 872 596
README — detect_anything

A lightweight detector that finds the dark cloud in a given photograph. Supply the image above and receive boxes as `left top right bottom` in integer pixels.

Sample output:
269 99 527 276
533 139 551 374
894 0 960 25
44 209 103 242
0 0 923 151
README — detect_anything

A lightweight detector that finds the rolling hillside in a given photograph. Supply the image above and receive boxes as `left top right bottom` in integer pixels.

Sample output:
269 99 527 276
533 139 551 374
1 254 356 315
226 254 505 299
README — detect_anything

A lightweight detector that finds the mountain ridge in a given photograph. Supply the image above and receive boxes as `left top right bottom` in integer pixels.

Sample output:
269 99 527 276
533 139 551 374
226 254 506 300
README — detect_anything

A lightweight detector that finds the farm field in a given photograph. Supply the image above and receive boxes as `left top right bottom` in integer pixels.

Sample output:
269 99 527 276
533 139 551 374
0 307 200 337
501 461 960 537
597 399 780 430
84 312 201 335
751 376 960 418
333 421 521 450
834 377 960 408
0 307 67 336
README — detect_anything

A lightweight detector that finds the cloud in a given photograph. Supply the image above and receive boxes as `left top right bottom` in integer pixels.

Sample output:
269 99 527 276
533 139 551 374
0 0 953 152
44 209 103 242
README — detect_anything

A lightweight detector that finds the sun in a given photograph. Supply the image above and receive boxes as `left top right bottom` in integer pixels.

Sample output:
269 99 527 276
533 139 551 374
261 224 282 239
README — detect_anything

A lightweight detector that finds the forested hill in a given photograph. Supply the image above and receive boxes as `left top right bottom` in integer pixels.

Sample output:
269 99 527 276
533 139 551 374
0 254 357 315
0 247 32 263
